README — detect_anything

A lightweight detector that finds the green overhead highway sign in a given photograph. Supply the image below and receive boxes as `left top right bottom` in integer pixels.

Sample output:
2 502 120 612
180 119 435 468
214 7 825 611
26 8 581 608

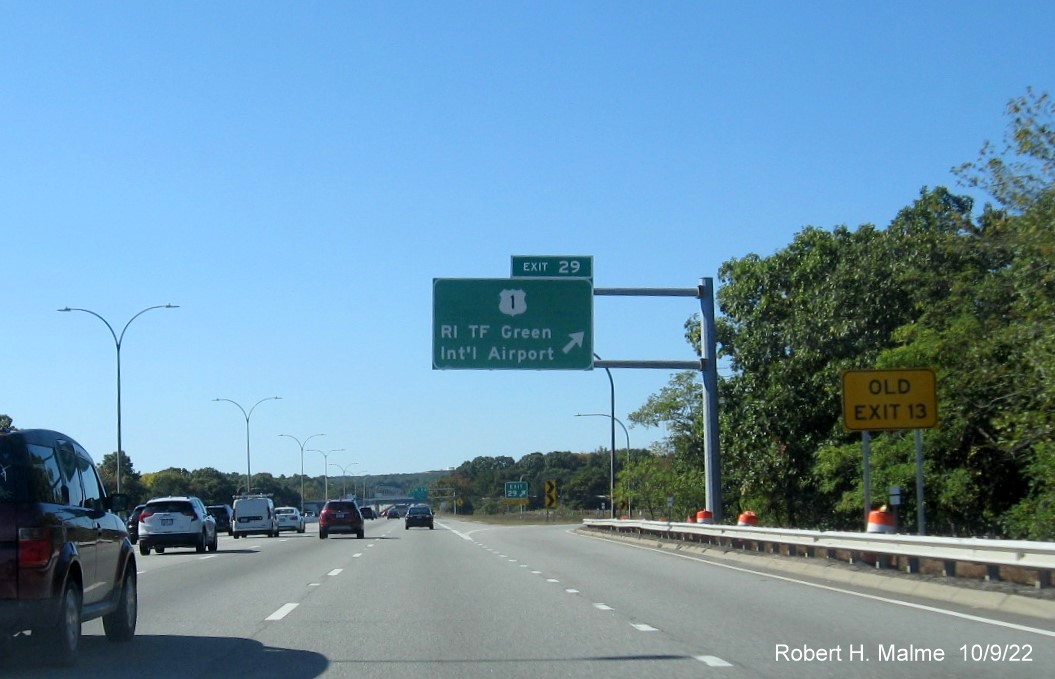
511 255 593 280
433 278 593 370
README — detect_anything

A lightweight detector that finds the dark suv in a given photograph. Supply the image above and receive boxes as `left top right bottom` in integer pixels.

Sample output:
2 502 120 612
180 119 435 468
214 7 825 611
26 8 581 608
318 500 364 539
0 429 138 665
206 503 234 535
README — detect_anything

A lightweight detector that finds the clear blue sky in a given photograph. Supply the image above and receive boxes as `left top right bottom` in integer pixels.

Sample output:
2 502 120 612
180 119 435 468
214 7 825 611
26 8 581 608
4 2 1052 480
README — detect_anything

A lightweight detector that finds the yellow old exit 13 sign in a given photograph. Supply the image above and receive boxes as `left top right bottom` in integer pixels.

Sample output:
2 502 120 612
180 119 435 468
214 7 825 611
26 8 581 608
842 368 937 431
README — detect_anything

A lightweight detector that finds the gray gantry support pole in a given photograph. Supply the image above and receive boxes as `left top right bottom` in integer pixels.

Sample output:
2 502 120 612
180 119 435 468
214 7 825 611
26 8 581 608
699 278 722 523
593 277 722 523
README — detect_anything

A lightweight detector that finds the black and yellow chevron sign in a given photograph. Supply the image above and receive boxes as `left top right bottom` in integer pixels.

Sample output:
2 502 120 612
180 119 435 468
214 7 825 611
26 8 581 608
544 479 558 508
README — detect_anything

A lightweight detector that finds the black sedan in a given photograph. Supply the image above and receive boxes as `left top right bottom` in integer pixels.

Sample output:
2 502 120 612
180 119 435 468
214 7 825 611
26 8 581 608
404 504 434 530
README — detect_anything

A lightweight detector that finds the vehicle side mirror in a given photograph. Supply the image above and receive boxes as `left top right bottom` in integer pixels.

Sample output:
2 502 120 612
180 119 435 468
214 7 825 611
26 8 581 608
106 493 130 513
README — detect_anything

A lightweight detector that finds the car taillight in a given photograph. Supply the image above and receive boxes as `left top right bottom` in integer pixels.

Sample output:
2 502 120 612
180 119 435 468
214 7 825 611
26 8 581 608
182 509 196 517
139 509 155 520
18 527 52 569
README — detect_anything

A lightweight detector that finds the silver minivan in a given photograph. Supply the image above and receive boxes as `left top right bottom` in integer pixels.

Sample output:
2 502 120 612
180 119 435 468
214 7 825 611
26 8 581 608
231 495 278 538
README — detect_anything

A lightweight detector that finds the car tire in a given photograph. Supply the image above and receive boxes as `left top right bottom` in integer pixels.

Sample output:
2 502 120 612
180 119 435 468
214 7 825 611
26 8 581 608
319 529 327 539
139 541 149 556
102 567 137 642
358 530 364 539
41 579 81 666
196 532 207 553
208 531 218 552
429 524 434 530
155 546 165 554
233 532 240 539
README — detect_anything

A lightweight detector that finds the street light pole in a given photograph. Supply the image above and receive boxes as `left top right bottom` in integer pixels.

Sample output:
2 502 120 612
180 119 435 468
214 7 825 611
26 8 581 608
310 449 346 500
279 433 325 513
59 304 179 494
328 463 357 499
214 396 281 494
587 352 617 518
577 413 632 517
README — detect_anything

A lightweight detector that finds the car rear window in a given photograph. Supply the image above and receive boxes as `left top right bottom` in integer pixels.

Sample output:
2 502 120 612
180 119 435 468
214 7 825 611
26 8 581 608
326 502 357 512
409 507 430 515
147 501 193 513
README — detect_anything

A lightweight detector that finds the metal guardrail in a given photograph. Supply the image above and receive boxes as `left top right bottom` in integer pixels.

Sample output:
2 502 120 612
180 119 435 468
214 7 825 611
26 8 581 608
581 519 1055 588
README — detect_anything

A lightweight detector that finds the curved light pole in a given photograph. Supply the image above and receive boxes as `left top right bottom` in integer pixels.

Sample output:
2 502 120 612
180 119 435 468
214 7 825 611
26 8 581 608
213 396 281 494
588 352 617 518
310 449 346 500
577 413 631 517
329 462 358 499
279 433 325 513
58 303 179 494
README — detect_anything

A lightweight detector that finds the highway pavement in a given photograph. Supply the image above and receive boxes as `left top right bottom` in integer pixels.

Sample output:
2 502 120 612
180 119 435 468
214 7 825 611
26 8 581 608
4 517 1053 677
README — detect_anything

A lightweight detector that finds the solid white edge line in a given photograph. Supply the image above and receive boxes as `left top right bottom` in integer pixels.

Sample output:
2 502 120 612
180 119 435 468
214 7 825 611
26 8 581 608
265 603 298 621
578 531 1055 639
438 522 474 540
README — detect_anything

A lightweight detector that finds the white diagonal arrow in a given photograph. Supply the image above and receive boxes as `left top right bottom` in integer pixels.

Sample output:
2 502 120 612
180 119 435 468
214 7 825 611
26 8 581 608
562 332 585 354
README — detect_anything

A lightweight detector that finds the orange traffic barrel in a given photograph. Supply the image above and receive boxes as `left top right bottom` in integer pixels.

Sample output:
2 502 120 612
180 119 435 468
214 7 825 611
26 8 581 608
737 510 758 526
867 506 896 534
696 509 714 524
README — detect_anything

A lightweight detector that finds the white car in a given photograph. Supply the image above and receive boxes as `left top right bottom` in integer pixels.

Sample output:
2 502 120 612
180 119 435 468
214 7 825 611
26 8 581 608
138 496 218 555
275 506 306 533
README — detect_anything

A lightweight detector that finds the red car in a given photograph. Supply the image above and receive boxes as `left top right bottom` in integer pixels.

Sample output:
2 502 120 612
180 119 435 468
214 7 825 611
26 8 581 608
318 500 364 539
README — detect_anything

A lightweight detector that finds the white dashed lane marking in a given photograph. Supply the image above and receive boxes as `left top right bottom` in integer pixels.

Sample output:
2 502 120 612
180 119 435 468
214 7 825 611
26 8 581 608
265 603 298 621
696 655 733 667
472 539 733 669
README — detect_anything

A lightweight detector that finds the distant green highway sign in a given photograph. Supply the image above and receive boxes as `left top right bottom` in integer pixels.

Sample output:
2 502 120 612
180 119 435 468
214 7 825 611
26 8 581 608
505 481 528 499
511 255 593 280
432 278 593 370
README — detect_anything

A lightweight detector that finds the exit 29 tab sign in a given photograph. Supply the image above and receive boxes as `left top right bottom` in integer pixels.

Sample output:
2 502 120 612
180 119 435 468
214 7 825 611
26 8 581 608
432 278 593 370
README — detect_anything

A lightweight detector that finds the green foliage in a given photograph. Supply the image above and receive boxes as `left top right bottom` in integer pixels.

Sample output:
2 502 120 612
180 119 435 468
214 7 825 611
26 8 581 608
142 468 193 498
98 452 149 503
633 90 1055 537
954 87 1055 211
